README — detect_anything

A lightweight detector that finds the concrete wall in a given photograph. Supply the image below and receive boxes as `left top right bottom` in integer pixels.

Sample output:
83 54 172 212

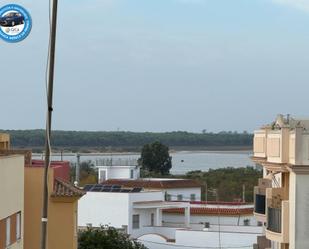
165 188 201 201
139 227 261 249
128 191 164 235
163 213 258 226
289 173 309 249
78 190 164 236
98 166 139 181
78 192 129 228
0 155 24 249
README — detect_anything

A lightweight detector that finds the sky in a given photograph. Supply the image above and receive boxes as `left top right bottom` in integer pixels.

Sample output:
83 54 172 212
1 0 309 133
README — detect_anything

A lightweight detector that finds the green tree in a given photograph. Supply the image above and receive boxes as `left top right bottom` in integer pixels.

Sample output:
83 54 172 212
139 141 172 175
78 226 147 249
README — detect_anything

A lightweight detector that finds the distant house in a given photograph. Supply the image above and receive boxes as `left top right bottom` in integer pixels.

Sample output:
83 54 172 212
78 184 190 238
97 165 140 181
102 178 203 201
163 201 258 227
78 184 262 249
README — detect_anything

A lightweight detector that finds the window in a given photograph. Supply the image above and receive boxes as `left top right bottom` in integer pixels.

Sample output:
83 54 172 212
243 219 250 226
6 217 10 247
132 215 140 229
177 194 183 201
190 194 196 201
99 170 106 182
151 213 154 226
16 212 21 240
0 212 21 248
165 193 171 201
130 169 134 179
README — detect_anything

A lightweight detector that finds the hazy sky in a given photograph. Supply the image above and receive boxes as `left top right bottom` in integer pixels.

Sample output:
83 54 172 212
1 0 309 132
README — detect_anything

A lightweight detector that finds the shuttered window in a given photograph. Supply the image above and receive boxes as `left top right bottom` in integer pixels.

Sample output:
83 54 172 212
0 212 21 249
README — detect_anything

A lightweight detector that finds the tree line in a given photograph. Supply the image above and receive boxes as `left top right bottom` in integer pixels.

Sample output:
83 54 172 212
1 130 253 150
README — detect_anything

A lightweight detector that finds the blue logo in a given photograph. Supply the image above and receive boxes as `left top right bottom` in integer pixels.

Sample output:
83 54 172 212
0 4 32 43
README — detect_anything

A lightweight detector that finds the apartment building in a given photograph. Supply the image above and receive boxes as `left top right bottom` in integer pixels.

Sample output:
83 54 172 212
0 154 24 249
0 133 85 249
252 114 309 249
0 133 10 149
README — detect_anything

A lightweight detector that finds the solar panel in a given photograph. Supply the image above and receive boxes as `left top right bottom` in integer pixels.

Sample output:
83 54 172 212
111 188 121 192
120 189 131 193
131 187 142 193
111 185 121 189
101 188 111 192
83 185 93 191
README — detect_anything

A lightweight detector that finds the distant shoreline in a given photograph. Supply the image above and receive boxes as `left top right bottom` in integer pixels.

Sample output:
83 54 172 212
31 146 253 157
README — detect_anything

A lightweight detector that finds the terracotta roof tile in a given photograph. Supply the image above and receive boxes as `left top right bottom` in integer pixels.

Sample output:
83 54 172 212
51 178 86 198
163 207 254 216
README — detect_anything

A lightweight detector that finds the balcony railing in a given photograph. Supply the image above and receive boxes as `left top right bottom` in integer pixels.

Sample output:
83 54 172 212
255 194 266 215
267 207 281 233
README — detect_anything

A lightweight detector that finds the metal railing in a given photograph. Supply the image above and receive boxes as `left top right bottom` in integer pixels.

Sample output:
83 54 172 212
267 207 281 233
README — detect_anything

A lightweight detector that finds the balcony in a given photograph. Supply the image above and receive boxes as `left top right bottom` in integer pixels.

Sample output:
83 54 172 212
253 179 271 222
253 129 290 165
253 130 267 158
265 188 289 243
267 207 281 233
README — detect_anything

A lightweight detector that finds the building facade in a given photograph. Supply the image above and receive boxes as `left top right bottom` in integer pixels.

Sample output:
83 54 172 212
78 186 190 238
24 160 85 249
0 155 24 249
253 114 309 249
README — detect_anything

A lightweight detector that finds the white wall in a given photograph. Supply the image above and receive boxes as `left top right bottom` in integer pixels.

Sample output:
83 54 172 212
98 166 139 182
78 190 164 235
165 188 201 201
0 155 24 249
128 191 164 235
138 228 261 249
163 213 258 226
78 192 129 228
289 172 309 249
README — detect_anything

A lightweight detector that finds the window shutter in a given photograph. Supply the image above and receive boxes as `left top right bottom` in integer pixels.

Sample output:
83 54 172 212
0 219 6 249
10 214 17 244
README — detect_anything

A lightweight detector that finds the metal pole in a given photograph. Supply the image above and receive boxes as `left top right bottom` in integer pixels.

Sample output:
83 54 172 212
205 181 208 202
76 153 80 185
40 0 58 248
242 184 246 203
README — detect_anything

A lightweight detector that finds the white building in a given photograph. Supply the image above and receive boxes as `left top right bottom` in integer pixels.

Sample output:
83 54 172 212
96 158 140 181
78 184 263 249
139 225 263 249
102 178 203 201
163 202 259 227
252 115 309 249
78 184 190 237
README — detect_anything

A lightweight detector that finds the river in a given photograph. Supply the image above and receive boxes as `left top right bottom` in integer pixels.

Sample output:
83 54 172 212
33 151 255 175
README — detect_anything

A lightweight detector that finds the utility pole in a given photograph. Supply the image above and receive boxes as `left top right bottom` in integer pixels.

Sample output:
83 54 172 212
76 153 80 186
40 0 58 249
205 181 208 202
